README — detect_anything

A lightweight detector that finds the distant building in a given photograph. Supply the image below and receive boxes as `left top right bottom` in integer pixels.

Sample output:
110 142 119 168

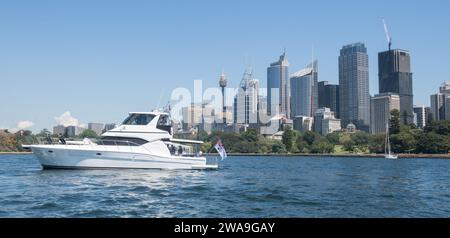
66 126 84 137
339 43 370 131
88 123 104 136
104 123 117 132
293 116 314 133
413 105 430 129
430 82 450 121
378 49 413 124
53 125 66 136
182 103 203 131
346 123 357 133
290 61 318 118
313 107 341 136
200 103 216 134
267 52 290 117
370 93 400 134
318 81 339 118
234 68 260 127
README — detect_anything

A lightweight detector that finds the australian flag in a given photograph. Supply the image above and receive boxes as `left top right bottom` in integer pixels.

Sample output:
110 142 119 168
214 139 227 160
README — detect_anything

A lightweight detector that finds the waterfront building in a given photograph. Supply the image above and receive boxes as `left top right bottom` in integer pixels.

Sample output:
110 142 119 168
339 43 370 131
370 93 400 134
313 107 341 136
290 61 318 118
293 116 314 133
267 52 290 117
413 105 430 129
53 125 66 136
88 123 104 136
430 82 450 121
66 126 84 137
378 49 413 124
318 81 339 118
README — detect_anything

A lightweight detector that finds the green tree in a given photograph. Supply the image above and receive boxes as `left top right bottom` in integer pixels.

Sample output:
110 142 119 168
242 129 259 142
425 120 450 135
271 141 287 154
302 131 320 146
310 138 334 154
36 129 51 137
402 110 410 125
201 141 212 153
351 131 370 151
326 132 340 145
416 132 450 154
78 129 98 139
0 132 17 151
368 134 385 154
390 131 416 153
343 139 356 153
389 109 401 135
281 126 294 152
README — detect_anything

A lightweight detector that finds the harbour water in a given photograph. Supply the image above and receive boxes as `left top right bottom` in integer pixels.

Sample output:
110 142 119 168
1 154 449 217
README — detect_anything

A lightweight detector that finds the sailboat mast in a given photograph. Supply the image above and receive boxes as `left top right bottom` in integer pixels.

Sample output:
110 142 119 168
386 122 391 155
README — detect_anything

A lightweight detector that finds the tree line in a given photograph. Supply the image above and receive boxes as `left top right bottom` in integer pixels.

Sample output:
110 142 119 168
178 109 450 155
0 129 99 152
2 109 450 154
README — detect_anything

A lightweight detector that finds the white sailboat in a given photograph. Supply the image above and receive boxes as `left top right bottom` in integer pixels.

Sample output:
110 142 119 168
385 122 398 159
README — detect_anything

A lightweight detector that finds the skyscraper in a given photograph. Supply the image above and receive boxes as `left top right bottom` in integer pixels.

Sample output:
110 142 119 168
339 43 370 132
370 93 400 134
234 68 260 128
182 103 203 130
267 52 290 117
378 49 413 124
318 81 339 118
290 61 318 118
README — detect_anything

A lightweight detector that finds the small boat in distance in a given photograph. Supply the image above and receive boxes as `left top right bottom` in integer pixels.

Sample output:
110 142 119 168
26 111 218 170
385 122 398 160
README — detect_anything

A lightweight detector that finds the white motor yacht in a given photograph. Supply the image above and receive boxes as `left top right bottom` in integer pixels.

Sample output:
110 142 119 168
28 111 218 170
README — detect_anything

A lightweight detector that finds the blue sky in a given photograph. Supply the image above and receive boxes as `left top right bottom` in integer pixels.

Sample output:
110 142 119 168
1 0 449 132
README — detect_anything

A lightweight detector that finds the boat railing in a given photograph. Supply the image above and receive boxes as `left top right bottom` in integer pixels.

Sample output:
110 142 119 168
29 137 207 159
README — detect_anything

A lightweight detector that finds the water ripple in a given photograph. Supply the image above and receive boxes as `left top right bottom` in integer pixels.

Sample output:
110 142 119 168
1 154 450 217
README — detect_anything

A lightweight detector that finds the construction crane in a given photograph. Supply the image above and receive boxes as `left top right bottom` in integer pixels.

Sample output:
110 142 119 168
383 19 392 51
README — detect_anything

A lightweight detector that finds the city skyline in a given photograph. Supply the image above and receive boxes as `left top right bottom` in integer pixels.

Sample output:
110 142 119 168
1 0 450 132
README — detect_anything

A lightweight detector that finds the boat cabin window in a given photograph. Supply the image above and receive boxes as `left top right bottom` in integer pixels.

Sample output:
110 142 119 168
157 115 172 134
98 137 148 146
122 114 155 125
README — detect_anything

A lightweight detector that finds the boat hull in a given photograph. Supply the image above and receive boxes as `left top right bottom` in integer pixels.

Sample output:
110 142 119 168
30 145 218 170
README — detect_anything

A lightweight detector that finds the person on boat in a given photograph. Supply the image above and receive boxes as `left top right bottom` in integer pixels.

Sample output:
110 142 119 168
58 134 66 145
46 135 53 144
170 144 176 155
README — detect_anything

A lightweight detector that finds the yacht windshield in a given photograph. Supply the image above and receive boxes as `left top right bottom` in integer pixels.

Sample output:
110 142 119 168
122 114 155 125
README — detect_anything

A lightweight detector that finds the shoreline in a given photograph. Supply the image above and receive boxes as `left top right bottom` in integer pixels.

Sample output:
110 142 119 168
1 152 449 159
205 153 450 159
0 152 32 155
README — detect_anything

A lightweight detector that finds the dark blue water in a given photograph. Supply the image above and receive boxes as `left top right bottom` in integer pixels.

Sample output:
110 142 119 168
1 154 450 217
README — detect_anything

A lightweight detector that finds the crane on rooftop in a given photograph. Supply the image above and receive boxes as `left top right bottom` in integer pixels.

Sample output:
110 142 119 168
383 19 392 51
